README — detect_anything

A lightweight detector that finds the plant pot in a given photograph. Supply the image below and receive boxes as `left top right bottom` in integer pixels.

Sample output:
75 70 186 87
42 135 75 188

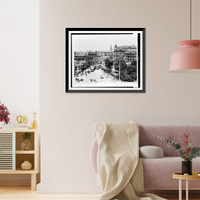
182 160 192 175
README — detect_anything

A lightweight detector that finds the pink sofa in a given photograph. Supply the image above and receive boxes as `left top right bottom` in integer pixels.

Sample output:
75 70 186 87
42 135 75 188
90 125 200 190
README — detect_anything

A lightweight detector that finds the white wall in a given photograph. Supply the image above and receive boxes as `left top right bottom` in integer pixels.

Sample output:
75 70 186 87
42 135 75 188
0 0 39 185
0 0 39 129
39 0 200 193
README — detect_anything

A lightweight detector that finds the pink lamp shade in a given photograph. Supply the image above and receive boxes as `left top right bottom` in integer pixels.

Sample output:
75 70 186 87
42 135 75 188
170 40 200 71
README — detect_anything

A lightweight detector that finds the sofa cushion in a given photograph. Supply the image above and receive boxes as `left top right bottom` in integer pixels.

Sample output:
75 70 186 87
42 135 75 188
139 126 200 156
142 156 200 190
140 146 164 158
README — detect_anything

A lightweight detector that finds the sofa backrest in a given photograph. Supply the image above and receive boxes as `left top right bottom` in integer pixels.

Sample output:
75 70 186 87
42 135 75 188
139 125 200 156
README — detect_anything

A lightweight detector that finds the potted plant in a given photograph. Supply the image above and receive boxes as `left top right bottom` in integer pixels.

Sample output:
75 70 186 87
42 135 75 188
0 101 10 128
158 133 200 175
21 133 32 151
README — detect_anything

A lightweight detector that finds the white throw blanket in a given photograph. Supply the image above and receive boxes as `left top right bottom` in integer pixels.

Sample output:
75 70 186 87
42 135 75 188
94 122 166 200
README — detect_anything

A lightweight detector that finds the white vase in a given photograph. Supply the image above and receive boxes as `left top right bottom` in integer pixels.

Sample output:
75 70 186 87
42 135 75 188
21 161 32 170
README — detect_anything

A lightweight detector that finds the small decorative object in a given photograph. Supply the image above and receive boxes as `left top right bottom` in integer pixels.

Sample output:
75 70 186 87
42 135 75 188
21 161 32 170
66 28 145 93
0 101 10 128
16 115 28 128
158 133 200 175
21 132 32 151
192 171 197 176
31 112 38 129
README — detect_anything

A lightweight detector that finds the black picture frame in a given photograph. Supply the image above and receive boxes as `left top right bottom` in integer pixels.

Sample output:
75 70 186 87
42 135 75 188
66 28 146 93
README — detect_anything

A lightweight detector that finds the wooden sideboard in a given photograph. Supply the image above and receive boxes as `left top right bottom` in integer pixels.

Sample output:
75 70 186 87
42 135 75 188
0 129 40 190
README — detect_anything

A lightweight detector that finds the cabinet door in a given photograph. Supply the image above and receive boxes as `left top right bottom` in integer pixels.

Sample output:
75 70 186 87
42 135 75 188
0 132 15 171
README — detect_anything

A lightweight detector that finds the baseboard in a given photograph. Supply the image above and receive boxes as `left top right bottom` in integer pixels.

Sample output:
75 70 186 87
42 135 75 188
37 183 102 193
37 183 200 193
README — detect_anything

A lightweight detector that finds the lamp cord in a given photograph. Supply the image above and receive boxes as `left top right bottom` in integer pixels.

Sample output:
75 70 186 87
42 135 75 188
190 0 192 40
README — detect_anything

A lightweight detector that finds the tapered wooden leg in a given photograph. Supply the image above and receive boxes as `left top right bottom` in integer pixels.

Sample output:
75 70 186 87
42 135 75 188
186 179 189 200
31 174 37 191
179 179 182 200
37 173 41 183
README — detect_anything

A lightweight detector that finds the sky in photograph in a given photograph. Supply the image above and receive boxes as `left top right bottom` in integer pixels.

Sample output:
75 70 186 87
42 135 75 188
73 34 137 51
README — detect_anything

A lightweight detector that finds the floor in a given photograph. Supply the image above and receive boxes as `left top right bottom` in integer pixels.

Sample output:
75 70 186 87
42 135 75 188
0 186 200 200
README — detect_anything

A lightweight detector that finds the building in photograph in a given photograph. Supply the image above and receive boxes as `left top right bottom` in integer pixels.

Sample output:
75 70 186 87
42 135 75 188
74 51 88 61
87 51 98 61
97 51 113 57
114 44 137 62
124 49 137 62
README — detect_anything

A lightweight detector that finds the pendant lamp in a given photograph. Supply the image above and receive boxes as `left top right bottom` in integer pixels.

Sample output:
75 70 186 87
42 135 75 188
169 0 200 71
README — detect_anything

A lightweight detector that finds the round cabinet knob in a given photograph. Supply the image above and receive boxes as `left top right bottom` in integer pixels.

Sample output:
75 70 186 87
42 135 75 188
21 161 32 170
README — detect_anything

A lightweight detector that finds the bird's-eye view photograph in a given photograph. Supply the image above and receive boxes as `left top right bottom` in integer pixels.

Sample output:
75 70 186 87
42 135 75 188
66 29 145 92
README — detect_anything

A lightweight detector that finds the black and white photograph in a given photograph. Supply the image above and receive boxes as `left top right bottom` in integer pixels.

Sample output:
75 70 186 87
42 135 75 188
66 28 145 92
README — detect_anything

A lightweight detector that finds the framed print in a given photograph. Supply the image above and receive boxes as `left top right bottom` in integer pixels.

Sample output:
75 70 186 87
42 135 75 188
66 28 145 93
